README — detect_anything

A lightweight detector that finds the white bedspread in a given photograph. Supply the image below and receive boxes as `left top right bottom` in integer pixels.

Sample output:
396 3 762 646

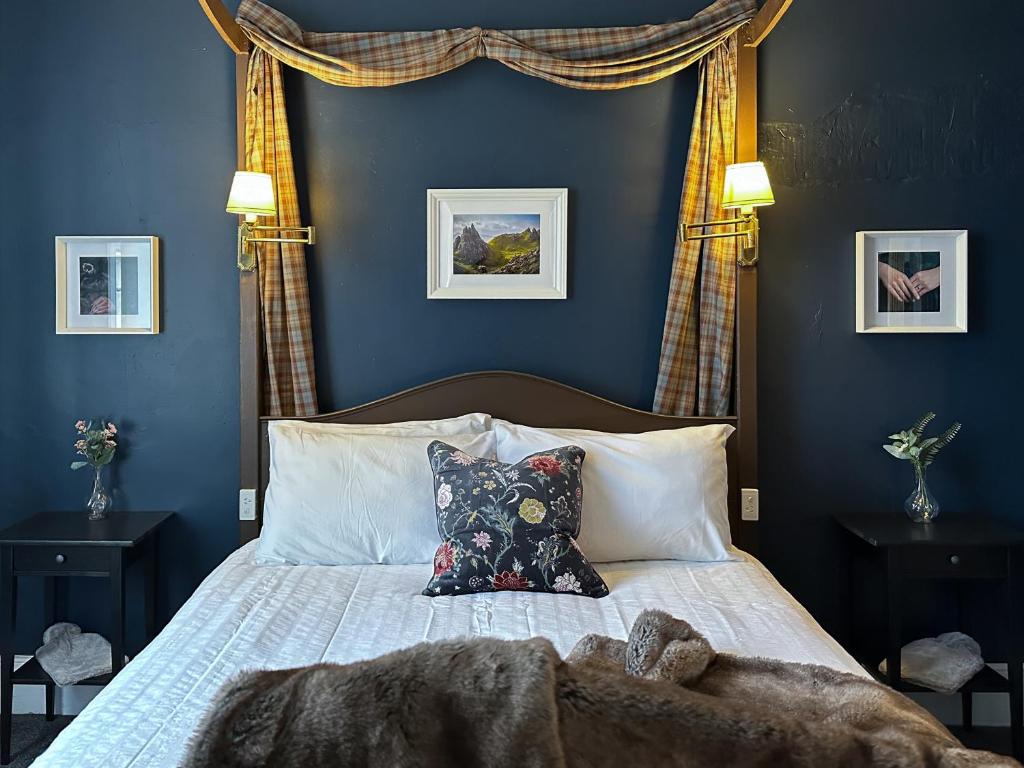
35 542 862 767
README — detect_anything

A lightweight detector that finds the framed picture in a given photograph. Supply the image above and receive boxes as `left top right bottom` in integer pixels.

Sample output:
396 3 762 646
55 236 160 334
427 188 567 299
855 230 967 333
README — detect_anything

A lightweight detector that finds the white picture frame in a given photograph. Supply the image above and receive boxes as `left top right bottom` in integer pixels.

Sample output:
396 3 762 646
55 236 160 334
427 188 567 299
855 229 967 334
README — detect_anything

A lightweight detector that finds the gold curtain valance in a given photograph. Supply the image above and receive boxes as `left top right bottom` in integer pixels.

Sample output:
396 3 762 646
235 0 756 90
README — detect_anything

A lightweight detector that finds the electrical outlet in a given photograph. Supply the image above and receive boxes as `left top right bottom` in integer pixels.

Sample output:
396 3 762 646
239 489 256 521
741 488 759 521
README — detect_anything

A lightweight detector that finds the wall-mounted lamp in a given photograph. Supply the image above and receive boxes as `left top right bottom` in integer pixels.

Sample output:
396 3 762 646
225 171 316 271
683 161 774 267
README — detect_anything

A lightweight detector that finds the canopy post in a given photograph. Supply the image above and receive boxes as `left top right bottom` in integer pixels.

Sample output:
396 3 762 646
199 0 248 54
734 38 759 552
732 0 793 553
198 0 258 541
235 50 262 545
743 0 793 48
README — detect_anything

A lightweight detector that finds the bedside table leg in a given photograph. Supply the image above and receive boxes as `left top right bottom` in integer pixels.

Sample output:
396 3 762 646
1009 547 1023 761
109 550 125 676
1011 655 1023 761
885 549 903 687
144 537 157 643
43 576 55 721
1 546 15 766
960 691 972 731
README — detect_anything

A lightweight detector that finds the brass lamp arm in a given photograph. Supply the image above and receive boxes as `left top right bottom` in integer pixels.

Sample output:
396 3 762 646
247 225 317 245
682 212 760 267
683 216 751 231
248 224 315 233
247 224 317 244
236 222 316 271
683 229 751 242
247 236 314 244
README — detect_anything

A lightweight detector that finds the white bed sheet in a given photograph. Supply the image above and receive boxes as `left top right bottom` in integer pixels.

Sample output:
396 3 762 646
35 542 863 767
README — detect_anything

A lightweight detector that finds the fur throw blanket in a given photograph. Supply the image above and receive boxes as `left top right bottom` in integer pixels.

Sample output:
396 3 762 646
185 610 1017 767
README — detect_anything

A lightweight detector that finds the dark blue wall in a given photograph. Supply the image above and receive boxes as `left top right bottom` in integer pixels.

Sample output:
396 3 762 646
1 0 1018 659
0 0 239 649
758 2 1022 653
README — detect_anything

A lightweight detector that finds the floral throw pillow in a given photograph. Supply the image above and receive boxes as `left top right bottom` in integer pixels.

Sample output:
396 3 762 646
422 441 609 598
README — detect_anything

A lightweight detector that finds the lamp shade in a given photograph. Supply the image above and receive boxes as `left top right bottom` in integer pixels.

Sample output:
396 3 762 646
721 162 774 209
226 171 276 216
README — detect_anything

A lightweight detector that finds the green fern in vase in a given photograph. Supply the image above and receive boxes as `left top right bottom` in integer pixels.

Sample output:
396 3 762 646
884 413 961 523
883 412 961 472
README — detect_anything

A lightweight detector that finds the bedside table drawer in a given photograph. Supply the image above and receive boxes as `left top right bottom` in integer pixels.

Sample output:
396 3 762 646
12 545 110 575
901 546 1007 579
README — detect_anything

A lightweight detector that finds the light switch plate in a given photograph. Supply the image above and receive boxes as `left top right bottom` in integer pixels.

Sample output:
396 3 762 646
239 489 256 521
741 488 759 521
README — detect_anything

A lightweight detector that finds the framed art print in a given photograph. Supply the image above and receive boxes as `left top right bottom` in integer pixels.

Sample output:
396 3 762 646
427 188 567 299
855 230 967 333
55 236 160 334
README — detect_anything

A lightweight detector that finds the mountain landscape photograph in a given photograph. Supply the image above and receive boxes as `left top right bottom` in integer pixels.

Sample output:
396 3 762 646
452 213 541 275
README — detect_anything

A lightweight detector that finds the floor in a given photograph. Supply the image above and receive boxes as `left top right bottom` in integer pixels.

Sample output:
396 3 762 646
3 716 1015 766
949 726 1015 757
5 720 74 768
6 716 73 768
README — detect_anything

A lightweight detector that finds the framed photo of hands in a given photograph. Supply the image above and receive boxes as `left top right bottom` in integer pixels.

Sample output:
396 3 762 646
55 236 160 334
856 230 967 333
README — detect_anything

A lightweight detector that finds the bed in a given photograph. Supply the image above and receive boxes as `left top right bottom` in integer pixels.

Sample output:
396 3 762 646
34 372 864 766
34 543 863 767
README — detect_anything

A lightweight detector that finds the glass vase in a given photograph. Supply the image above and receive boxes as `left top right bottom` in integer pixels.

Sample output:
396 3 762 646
87 466 111 521
904 464 939 523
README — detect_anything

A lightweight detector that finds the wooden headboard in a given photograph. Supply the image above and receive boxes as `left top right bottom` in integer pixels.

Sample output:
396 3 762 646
250 370 749 551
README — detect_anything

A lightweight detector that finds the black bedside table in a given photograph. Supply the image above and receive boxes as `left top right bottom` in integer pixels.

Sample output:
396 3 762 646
0 511 172 766
835 514 1024 761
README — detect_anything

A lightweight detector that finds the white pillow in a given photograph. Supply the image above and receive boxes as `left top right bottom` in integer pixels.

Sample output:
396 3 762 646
258 421 495 566
271 412 491 436
494 420 735 563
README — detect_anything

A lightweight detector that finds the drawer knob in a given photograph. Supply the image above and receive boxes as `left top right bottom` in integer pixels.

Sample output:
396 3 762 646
949 554 960 565
54 554 66 564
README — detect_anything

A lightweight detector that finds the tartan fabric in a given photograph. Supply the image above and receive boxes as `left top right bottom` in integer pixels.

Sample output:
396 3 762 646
245 49 318 417
235 0 757 417
653 36 738 417
235 0 755 90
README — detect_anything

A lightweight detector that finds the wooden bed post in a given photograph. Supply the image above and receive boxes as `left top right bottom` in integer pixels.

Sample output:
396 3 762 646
734 31 759 550
732 0 791 552
196 0 794 547
197 1 261 543
236 53 262 545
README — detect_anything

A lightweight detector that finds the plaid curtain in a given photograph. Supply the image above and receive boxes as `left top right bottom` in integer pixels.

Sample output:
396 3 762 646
236 0 755 90
245 49 318 417
653 37 738 417
235 0 757 417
